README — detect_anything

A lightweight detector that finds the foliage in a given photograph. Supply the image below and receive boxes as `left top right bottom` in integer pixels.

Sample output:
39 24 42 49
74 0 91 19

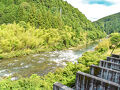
95 34 120 52
0 0 103 31
0 23 105 59
94 12 120 34
110 33 120 47
78 51 101 66
95 39 110 53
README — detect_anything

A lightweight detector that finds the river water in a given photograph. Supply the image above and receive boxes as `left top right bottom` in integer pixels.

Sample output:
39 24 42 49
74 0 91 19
0 42 97 79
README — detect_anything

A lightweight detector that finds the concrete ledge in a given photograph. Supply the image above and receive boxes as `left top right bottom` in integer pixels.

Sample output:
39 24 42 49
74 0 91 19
100 60 120 65
99 60 120 71
91 65 120 73
77 71 120 87
107 57 120 64
53 82 74 90
112 54 120 58
90 65 120 84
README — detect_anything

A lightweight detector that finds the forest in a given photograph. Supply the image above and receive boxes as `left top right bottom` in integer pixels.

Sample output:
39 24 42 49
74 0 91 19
0 0 106 59
0 0 102 30
94 12 120 34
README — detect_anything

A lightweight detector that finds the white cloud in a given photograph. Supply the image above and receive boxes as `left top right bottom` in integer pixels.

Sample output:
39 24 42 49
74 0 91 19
106 0 120 3
66 0 120 21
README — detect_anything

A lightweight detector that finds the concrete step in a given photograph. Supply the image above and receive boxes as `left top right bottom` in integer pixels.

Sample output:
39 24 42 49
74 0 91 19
112 54 120 58
53 82 74 90
90 65 120 84
107 57 120 64
99 60 120 71
76 71 120 90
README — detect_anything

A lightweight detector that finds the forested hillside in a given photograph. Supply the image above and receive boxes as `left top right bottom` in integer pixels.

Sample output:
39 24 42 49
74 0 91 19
0 0 102 30
94 12 120 34
0 0 106 58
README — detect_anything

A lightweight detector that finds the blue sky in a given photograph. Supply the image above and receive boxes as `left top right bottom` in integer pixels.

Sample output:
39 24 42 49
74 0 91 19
88 0 114 6
66 0 120 21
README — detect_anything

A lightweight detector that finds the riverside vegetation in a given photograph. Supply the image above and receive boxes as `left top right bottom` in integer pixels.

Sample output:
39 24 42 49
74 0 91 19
0 0 106 59
0 23 105 59
0 33 119 89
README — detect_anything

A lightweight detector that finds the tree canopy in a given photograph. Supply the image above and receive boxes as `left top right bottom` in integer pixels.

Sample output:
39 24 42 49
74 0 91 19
94 12 120 34
0 0 102 31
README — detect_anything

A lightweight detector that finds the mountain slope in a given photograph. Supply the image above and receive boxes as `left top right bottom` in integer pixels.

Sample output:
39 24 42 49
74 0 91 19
94 12 120 34
0 0 101 31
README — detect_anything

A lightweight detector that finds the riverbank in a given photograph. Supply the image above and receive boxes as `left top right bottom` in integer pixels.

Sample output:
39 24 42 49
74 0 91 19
0 42 98 78
0 39 119 89
68 39 100 50
0 23 105 59
0 40 99 59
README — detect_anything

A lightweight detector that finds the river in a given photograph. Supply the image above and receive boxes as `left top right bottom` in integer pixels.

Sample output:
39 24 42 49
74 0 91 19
0 42 98 80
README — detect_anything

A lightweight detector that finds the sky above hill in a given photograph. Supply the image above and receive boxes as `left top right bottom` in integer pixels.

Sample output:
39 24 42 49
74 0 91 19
66 0 120 21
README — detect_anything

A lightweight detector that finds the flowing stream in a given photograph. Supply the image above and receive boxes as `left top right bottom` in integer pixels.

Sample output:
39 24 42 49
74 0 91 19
0 42 98 80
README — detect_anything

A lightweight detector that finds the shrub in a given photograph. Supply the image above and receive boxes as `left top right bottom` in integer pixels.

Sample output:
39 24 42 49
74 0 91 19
110 33 120 47
0 23 104 58
95 39 110 53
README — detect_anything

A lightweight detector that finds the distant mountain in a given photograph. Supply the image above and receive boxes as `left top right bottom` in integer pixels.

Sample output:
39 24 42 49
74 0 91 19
94 12 120 34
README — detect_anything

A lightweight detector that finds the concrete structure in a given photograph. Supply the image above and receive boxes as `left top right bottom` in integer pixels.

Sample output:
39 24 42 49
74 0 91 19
76 71 120 90
107 57 120 64
90 65 120 84
53 82 73 90
99 60 120 71
112 54 120 58
53 54 120 90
